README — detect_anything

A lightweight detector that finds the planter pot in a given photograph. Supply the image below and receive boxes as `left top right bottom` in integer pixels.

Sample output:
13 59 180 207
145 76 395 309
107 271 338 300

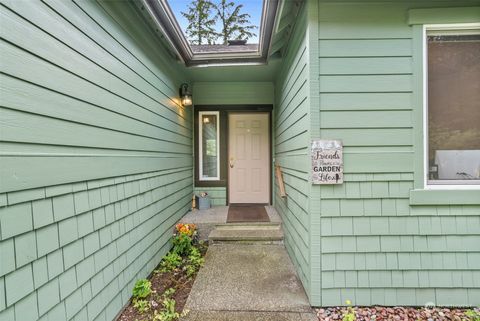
197 196 211 210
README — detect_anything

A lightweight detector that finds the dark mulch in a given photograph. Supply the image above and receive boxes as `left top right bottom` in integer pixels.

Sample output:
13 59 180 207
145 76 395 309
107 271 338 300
117 243 208 321
316 306 479 321
227 204 270 223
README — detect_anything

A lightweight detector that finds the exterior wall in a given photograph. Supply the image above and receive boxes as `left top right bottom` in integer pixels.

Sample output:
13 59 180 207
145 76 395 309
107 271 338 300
192 81 274 204
193 187 227 207
273 5 312 293
0 1 192 321
311 0 480 307
193 82 274 105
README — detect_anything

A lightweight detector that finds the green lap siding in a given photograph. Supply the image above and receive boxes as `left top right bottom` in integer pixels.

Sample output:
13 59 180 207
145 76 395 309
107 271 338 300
310 0 480 307
0 1 192 320
276 0 480 308
0 0 479 315
274 4 312 296
192 82 274 106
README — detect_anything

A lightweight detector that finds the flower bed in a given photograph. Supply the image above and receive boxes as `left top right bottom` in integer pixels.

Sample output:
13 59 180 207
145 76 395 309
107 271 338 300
117 223 207 321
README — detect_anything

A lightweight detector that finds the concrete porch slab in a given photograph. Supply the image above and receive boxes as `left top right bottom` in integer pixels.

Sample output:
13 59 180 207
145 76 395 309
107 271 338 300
182 243 316 320
180 206 282 240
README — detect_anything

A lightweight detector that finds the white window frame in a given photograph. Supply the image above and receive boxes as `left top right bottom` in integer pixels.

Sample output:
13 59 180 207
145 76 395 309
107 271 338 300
423 23 480 190
198 111 220 181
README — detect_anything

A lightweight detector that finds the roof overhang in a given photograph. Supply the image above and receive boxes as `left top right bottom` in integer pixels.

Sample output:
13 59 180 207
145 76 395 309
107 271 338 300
137 0 280 67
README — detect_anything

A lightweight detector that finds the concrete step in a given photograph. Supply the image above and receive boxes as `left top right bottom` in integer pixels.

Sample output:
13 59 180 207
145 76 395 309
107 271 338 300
208 223 283 244
214 222 281 230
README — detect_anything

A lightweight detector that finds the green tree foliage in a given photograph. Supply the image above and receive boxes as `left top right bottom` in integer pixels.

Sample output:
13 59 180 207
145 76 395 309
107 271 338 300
214 0 257 44
181 0 217 45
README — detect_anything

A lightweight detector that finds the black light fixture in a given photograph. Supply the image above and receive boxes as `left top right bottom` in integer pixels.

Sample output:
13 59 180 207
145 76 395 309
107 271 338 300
179 83 192 107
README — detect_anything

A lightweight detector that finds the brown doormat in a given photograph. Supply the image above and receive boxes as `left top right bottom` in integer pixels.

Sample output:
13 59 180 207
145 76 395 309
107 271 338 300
227 204 270 223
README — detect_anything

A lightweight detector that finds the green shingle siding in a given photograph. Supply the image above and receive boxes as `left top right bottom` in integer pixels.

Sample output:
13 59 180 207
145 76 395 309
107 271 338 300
0 1 192 320
0 203 33 239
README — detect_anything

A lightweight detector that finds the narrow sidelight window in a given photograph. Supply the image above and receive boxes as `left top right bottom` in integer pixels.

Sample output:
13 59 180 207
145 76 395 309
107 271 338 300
426 26 480 186
199 111 220 180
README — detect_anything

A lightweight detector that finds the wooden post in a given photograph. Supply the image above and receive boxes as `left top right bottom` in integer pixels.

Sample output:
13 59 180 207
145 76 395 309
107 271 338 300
275 164 287 198
191 194 197 211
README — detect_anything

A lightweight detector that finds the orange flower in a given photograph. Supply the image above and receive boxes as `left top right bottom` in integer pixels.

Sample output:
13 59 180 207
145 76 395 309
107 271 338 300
175 223 196 237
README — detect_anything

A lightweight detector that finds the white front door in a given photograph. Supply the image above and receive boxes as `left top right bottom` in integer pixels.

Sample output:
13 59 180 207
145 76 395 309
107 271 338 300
228 113 270 204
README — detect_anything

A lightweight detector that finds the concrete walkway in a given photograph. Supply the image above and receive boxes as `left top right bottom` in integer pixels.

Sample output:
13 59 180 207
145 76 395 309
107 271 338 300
182 243 317 321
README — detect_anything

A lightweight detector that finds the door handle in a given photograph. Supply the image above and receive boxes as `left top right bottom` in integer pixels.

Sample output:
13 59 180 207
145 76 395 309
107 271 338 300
229 157 235 168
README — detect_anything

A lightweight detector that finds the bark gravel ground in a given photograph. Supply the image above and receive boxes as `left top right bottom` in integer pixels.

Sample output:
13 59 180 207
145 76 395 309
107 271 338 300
316 306 479 321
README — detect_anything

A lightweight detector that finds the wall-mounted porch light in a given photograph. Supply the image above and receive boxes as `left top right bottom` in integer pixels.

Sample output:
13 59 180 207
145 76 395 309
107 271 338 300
179 83 192 107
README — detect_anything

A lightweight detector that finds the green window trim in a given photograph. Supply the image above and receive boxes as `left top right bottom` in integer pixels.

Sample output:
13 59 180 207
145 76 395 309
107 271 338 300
408 7 480 25
409 8 480 205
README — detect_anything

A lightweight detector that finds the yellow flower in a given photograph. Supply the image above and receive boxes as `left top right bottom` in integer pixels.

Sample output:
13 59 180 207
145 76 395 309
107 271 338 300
345 299 352 306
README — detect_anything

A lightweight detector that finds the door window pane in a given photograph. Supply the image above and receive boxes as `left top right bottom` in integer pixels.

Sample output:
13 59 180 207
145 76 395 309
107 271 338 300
427 31 480 184
199 112 220 180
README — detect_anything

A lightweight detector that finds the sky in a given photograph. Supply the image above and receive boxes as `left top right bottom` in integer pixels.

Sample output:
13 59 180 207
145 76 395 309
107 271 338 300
167 0 263 44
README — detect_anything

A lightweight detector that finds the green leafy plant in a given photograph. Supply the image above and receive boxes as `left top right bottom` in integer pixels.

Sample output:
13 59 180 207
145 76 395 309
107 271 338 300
163 287 176 298
465 310 480 321
342 300 356 321
132 279 152 299
133 299 150 314
152 298 180 321
159 252 182 273
185 264 196 278
185 247 205 278
172 234 193 256
152 288 188 321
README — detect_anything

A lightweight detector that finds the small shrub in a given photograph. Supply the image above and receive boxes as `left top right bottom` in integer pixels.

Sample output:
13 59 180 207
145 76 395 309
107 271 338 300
342 300 356 321
465 310 480 321
171 223 198 256
172 234 193 256
133 299 150 314
159 252 182 273
191 247 204 259
132 279 152 299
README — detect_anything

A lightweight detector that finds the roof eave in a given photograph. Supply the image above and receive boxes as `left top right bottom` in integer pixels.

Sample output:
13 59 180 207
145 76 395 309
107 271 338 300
137 0 280 66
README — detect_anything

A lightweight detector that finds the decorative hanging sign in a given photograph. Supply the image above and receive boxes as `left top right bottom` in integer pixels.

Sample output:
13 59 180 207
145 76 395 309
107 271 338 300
311 140 343 184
